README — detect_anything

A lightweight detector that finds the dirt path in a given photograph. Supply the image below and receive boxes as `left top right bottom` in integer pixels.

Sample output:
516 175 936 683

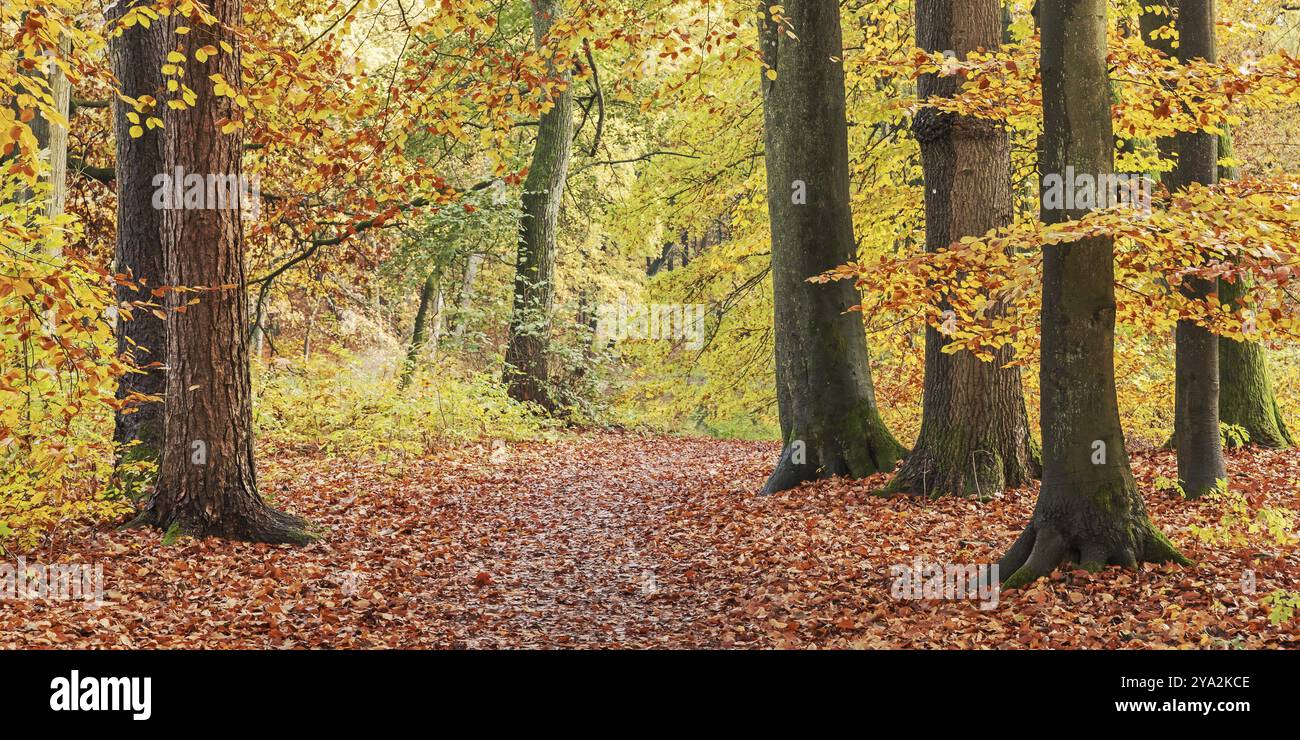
0 434 774 648
2 433 1296 648
413 434 770 647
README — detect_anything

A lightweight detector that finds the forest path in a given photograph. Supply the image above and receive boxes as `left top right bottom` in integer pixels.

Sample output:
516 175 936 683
417 434 772 647
3 434 1296 648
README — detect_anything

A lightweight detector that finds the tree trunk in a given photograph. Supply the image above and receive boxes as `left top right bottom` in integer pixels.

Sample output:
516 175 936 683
758 0 905 495
888 0 1039 498
450 251 482 338
400 268 440 388
1138 0 1178 183
136 0 312 544
12 25 70 215
999 0 1188 587
303 298 315 362
1215 131 1292 448
1219 280 1293 449
1170 0 1226 498
503 0 574 410
41 32 71 224
109 0 167 464
252 301 266 358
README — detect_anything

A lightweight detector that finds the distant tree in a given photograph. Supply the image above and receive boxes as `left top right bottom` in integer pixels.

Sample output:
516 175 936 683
1168 0 1227 498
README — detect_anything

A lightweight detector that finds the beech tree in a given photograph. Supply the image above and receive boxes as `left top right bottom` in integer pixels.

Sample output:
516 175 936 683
888 0 1039 497
998 0 1188 586
134 0 312 544
1217 140 1293 450
1168 0 1227 498
503 0 575 410
109 0 166 462
758 0 904 494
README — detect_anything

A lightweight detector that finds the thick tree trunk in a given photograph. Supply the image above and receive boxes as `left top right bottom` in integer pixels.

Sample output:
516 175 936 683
758 1 905 495
1216 131 1292 448
888 0 1039 498
503 0 574 410
999 0 1188 587
109 0 167 463
136 0 312 544
1170 0 1226 498
400 268 440 388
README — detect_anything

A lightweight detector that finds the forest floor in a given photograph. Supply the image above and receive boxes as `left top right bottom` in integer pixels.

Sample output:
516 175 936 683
3 432 1298 648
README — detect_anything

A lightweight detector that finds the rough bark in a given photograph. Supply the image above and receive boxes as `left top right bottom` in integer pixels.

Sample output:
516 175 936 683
1216 131 1292 448
888 0 1040 498
1169 0 1227 498
758 0 905 495
134 0 312 544
999 0 1188 587
503 0 574 410
109 0 167 463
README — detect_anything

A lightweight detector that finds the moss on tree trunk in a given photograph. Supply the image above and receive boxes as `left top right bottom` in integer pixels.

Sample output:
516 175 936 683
503 0 575 412
400 267 441 389
758 1 905 495
1216 131 1292 449
998 0 1188 586
1219 276 1293 448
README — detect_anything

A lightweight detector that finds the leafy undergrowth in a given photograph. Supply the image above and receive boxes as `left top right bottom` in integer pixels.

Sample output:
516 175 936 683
1 433 1297 648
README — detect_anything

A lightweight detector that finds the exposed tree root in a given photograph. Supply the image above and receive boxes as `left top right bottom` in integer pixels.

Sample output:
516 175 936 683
998 519 1191 590
128 498 317 546
760 431 906 495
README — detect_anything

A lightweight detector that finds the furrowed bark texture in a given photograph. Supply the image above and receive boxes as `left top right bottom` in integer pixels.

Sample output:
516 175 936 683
138 0 312 544
889 0 1039 497
758 0 905 495
999 0 1188 587
110 0 167 462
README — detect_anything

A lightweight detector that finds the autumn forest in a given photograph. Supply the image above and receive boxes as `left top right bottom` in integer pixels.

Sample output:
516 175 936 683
3 0 1300 663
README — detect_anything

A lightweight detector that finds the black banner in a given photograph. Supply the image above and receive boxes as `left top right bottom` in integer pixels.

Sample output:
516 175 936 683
1 648 1288 728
